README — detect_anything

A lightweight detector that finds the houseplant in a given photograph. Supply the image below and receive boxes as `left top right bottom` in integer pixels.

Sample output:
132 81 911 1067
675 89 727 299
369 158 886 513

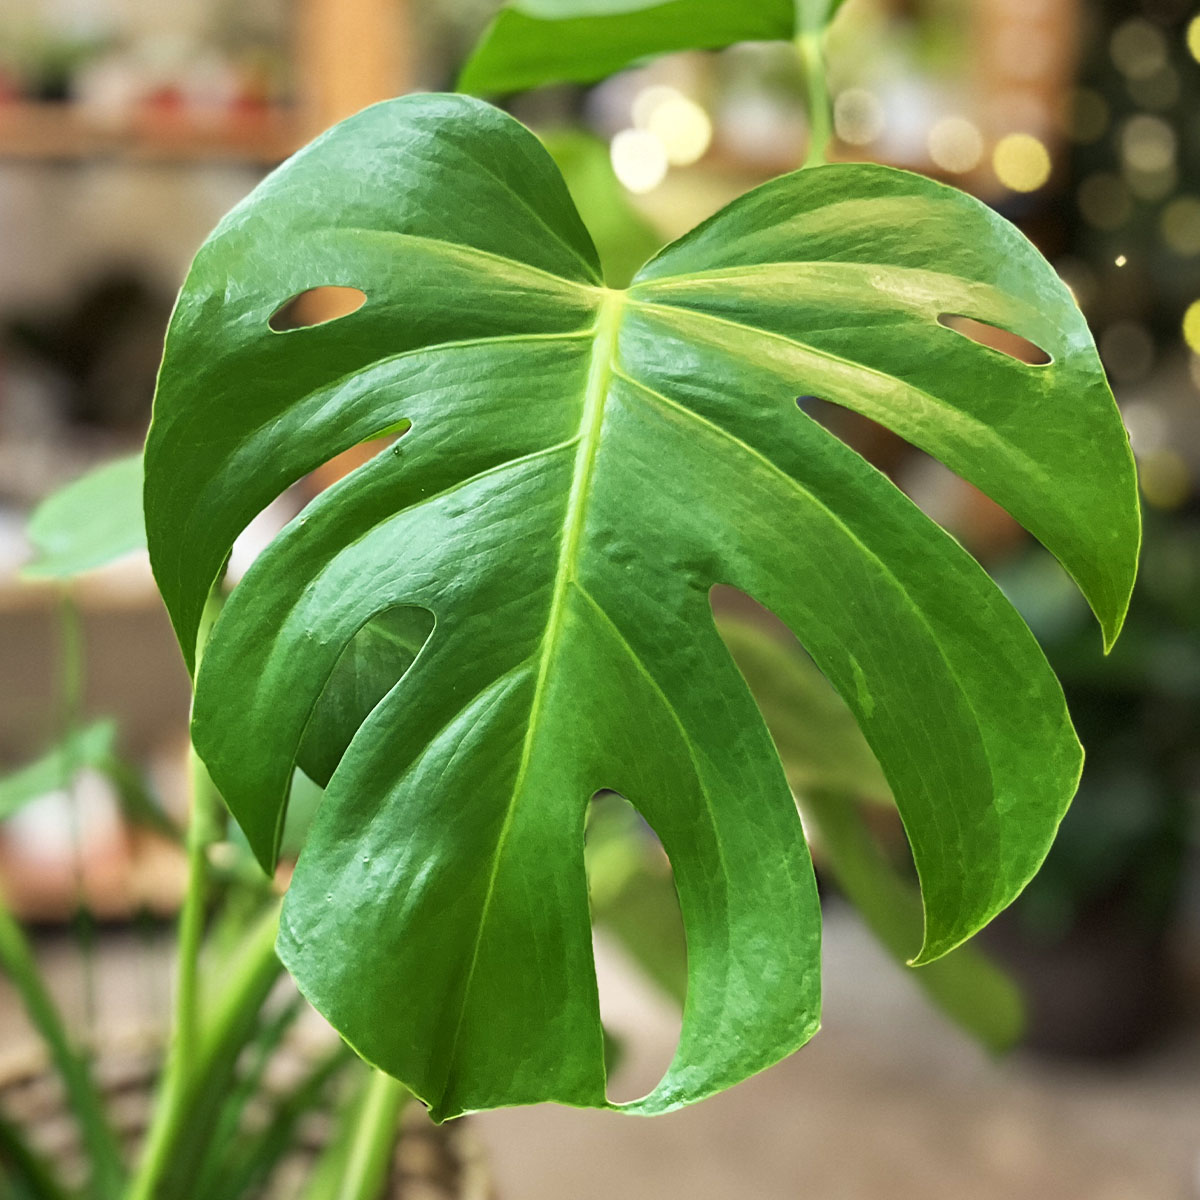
2 0 1139 1194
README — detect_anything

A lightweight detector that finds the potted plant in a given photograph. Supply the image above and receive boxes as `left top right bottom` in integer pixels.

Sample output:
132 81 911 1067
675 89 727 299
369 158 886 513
1 0 1140 1194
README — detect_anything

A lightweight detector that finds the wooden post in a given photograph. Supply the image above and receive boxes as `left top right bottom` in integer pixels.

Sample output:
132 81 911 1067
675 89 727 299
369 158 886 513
294 0 413 488
297 0 413 138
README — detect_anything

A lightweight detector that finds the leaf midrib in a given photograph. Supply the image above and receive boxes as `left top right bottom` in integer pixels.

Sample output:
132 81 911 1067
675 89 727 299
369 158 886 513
437 289 624 1107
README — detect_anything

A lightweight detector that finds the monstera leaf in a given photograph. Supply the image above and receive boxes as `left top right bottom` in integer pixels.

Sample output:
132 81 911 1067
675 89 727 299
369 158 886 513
459 0 849 95
145 95 1138 1120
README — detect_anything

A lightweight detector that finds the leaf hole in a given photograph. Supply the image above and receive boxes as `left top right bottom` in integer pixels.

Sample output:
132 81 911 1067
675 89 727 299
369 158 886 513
294 605 436 793
584 790 685 1105
298 417 413 495
269 286 367 332
937 314 1052 365
793 396 912 474
711 584 892 807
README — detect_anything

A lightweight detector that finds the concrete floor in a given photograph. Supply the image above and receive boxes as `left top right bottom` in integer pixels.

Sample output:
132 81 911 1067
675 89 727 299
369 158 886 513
478 912 1200 1200
1 909 1197 1200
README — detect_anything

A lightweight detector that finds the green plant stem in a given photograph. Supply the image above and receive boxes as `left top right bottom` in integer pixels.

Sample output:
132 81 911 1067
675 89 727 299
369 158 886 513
0 896 124 1199
57 592 100 1049
126 903 282 1200
303 1070 409 1200
337 1071 409 1200
216 1043 352 1199
796 30 832 167
0 1105 73 1200
166 589 225 1079
171 745 223 1079
124 587 251 1200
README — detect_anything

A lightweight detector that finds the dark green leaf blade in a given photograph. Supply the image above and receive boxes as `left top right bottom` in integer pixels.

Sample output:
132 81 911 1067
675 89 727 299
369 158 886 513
22 454 145 580
146 95 1137 1120
458 0 796 95
146 94 601 671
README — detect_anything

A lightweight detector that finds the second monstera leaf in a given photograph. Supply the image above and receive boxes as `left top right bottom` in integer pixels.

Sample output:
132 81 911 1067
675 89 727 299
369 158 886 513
459 0 849 95
145 95 1138 1120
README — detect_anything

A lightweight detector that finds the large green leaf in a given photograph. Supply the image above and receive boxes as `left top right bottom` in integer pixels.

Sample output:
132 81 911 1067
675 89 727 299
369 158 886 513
22 454 145 580
459 0 798 95
144 95 1138 1120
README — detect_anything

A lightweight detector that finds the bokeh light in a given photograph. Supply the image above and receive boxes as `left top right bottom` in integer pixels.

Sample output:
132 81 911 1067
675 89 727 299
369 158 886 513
927 116 984 173
1120 113 1176 174
1162 197 1200 255
1126 164 1177 203
1138 448 1191 509
631 85 678 130
1188 15 1200 62
1122 400 1168 456
1101 320 1156 382
1110 18 1169 79
643 94 712 167
1183 300 1200 353
1064 88 1110 143
833 88 885 146
610 128 668 194
1126 65 1180 110
993 133 1052 192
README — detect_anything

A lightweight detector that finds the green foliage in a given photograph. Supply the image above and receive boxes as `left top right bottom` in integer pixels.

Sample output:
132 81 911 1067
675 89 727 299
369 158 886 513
722 616 1023 1050
718 616 890 805
459 0 853 97
143 94 1137 1120
0 722 115 821
459 0 797 95
0 719 177 842
801 787 1025 1052
0 902 125 1199
22 454 145 581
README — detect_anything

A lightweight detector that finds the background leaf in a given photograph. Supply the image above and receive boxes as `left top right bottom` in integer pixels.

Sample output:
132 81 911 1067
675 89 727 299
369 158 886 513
459 0 797 95
721 616 1022 1049
718 616 891 805
22 454 145 581
0 721 116 822
801 788 1025 1053
542 130 664 289
146 95 1138 1121
0 720 178 842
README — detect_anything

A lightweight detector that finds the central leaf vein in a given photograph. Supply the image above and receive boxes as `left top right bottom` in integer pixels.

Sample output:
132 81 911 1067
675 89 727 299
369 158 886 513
438 288 625 1094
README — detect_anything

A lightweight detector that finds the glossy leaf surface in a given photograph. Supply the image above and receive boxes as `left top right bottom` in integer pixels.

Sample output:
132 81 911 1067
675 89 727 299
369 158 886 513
145 95 1138 1119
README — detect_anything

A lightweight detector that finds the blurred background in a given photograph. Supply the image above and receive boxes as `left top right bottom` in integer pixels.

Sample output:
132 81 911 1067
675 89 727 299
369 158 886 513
0 0 1199 1197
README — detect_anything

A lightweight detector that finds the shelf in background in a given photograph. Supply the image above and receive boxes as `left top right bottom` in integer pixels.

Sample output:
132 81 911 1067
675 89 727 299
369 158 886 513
0 101 301 164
